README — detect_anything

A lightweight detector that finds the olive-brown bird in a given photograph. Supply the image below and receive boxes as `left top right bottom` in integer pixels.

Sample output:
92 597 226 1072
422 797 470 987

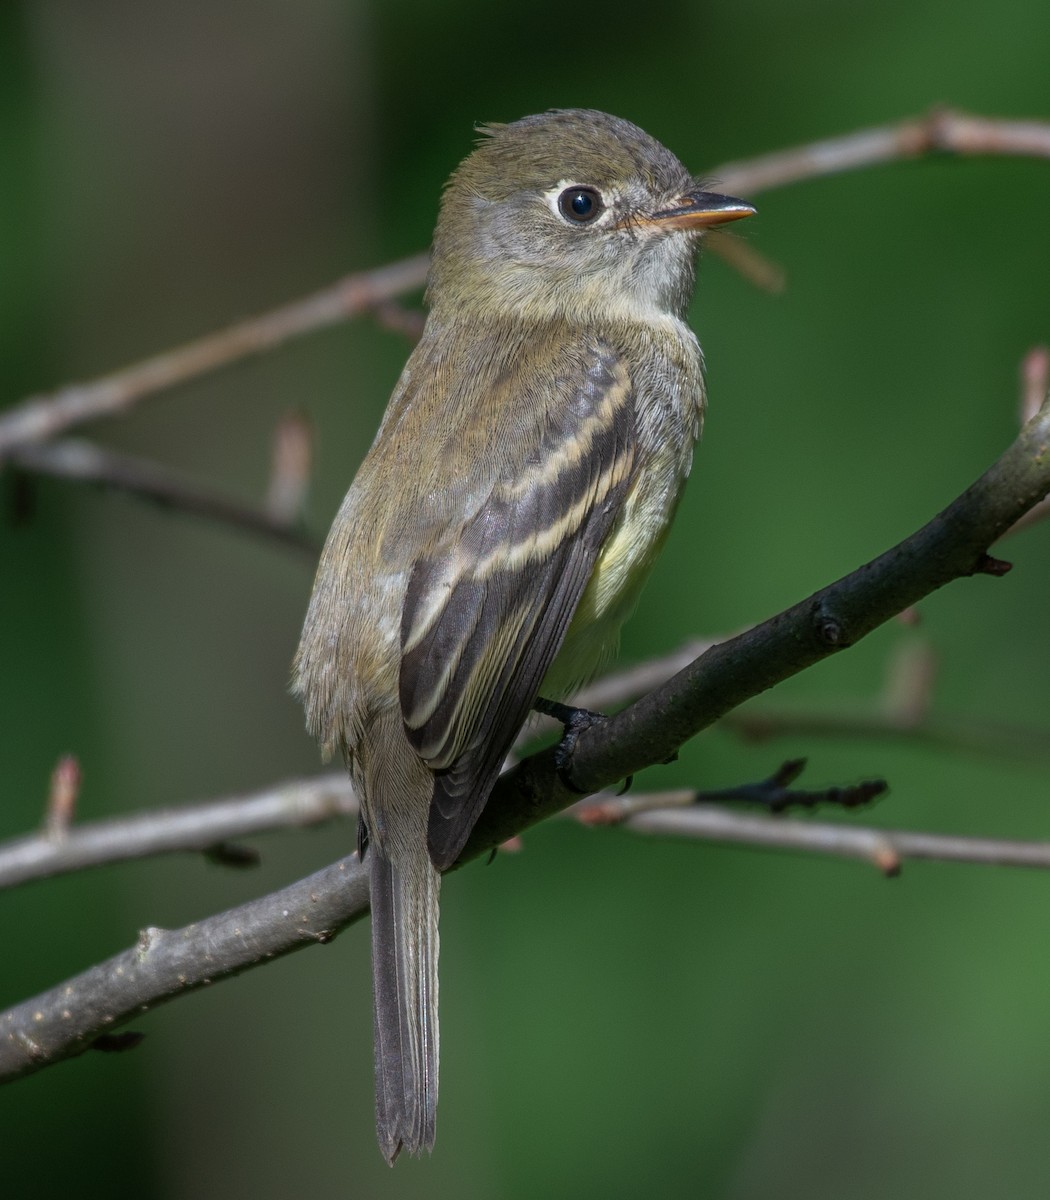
293 109 754 1163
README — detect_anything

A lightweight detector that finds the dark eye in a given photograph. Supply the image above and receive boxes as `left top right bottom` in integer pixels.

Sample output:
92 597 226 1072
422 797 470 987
558 186 604 224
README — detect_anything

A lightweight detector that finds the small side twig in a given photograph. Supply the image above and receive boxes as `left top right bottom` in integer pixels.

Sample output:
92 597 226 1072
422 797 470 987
45 756 81 838
266 410 313 525
1003 345 1050 538
574 758 886 823
694 757 887 813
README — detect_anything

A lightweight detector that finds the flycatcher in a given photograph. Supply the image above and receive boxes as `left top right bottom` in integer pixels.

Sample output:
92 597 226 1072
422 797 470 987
293 109 754 1163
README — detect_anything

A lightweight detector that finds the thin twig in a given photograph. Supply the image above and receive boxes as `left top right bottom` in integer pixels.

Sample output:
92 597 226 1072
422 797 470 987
9 438 320 556
0 253 430 460
706 232 786 293
371 300 427 341
574 759 886 823
265 410 313 525
710 106 1050 196
617 802 1050 876
0 774 354 891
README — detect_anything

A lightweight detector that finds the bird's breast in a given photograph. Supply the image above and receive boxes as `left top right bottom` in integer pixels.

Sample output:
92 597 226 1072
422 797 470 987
544 329 704 693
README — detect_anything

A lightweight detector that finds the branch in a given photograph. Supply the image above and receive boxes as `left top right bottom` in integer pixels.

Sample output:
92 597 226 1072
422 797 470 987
604 797 1050 877
8 438 320 556
8 698 1048 891
0 774 354 891
468 384 1050 849
1004 345 1050 537
710 105 1050 196
3 380 1049 1081
2 108 1049 460
0 253 430 461
514 637 723 753
0 853 371 1082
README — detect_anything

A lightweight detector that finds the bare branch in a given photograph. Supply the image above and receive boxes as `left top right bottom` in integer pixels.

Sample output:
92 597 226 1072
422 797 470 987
0 774 354 890
1003 345 1050 538
0 253 430 460
711 106 1050 196
0 852 369 1082
3 633 1043 893
9 438 320 556
471 384 1050 850
615 801 1050 877
6 747 1047 1081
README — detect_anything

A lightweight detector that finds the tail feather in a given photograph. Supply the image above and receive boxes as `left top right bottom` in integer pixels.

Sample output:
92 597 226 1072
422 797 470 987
369 846 440 1164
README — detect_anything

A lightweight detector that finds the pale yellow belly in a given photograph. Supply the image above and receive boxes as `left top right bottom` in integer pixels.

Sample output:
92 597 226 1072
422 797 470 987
542 444 689 696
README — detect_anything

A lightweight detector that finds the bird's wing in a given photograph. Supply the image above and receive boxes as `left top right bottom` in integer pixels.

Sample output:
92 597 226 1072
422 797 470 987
398 340 635 869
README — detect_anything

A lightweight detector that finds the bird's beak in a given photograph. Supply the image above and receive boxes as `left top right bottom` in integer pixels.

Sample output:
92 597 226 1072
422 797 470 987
642 190 756 231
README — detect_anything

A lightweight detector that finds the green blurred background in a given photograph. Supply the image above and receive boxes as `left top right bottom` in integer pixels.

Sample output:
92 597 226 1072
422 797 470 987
3 1 1050 1196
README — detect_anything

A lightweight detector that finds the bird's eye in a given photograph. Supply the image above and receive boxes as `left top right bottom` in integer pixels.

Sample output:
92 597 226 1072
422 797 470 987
557 186 605 224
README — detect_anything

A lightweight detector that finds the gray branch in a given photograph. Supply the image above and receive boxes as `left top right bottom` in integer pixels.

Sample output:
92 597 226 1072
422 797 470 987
619 802 1050 875
0 854 370 1082
0 775 354 891
8 439 320 557
0 253 430 460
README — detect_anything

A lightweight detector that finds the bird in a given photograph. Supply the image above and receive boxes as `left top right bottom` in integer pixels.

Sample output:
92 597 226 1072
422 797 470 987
292 108 754 1163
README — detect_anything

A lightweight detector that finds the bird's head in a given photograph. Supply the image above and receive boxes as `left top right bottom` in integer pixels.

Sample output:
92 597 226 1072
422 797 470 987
428 109 755 324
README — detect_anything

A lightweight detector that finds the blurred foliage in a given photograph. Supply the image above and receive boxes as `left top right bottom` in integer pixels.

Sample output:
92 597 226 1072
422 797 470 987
2 1 1050 1197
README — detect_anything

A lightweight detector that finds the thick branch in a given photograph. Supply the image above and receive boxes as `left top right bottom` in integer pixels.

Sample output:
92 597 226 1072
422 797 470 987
467 391 1050 849
0 854 370 1082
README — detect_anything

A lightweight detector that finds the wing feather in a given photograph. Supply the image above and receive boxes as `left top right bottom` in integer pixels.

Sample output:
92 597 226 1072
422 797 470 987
397 342 635 869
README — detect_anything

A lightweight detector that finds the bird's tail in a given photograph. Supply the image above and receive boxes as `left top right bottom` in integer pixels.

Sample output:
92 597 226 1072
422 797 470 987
369 843 441 1164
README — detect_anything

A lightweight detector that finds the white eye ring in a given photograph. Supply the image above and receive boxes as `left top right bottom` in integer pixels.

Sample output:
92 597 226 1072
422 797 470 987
557 186 604 223
544 180 611 227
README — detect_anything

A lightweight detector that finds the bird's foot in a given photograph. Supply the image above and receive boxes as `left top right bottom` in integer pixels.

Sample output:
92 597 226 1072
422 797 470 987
533 697 632 795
